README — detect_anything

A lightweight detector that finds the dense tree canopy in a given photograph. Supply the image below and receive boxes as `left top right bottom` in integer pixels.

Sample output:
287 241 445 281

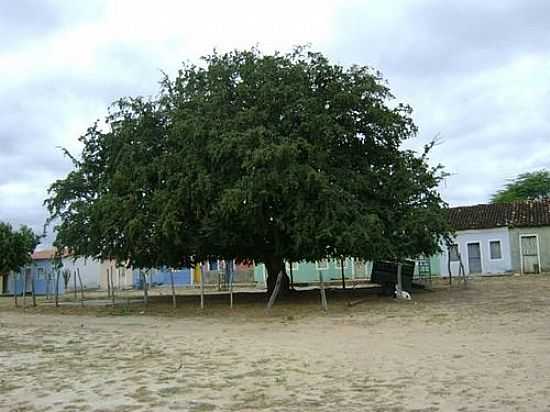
491 170 550 203
46 47 450 291
0 222 40 274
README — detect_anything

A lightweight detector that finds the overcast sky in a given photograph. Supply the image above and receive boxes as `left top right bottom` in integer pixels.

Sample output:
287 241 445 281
1 0 549 245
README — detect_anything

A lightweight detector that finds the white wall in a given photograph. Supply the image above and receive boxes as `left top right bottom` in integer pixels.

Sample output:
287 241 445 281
62 258 134 290
62 257 102 290
99 260 134 289
439 227 512 276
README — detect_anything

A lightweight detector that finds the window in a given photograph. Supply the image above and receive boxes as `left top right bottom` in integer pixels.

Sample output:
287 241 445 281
449 244 460 262
335 259 348 269
316 259 329 270
37 268 44 279
489 241 502 260
285 261 299 272
208 259 219 271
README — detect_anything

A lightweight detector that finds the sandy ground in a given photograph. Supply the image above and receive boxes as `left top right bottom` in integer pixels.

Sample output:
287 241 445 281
1 276 550 411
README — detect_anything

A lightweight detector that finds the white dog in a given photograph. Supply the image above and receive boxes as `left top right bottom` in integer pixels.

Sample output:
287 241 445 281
395 286 412 300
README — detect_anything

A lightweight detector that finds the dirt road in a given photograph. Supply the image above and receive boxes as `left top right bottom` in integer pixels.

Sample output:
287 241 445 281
1 276 550 411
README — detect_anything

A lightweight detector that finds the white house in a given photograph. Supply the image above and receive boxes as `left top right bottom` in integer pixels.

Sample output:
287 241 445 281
439 204 513 277
440 228 512 276
62 256 134 290
62 256 102 290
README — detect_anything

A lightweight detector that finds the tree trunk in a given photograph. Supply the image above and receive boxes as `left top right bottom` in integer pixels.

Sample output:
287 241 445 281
265 256 290 296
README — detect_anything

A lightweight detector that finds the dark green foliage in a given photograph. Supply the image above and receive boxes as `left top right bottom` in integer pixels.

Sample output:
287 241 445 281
0 222 40 274
46 47 450 284
491 170 550 203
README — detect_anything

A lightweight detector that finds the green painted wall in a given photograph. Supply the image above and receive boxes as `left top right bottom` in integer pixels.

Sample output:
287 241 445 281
429 255 441 276
254 259 365 284
254 256 441 285
509 227 550 273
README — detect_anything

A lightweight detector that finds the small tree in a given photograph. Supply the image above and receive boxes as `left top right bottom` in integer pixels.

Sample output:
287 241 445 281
61 269 71 289
0 222 40 301
491 170 550 203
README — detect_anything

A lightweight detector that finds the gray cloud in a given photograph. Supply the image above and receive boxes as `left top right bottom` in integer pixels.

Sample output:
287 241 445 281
0 1 105 50
334 0 550 78
0 0 60 43
330 0 550 205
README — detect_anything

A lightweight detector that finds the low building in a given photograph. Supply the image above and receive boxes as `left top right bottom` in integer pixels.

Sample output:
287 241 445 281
62 256 103 290
5 249 66 296
254 258 371 286
507 201 550 273
0 273 6 294
132 267 192 288
131 259 254 289
439 200 550 276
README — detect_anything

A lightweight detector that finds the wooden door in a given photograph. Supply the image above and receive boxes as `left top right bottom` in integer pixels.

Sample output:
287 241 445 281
467 243 482 274
521 235 540 274
354 259 367 278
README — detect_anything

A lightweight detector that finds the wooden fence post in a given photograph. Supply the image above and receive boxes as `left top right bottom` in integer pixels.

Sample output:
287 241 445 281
200 265 205 310
22 271 27 308
458 252 467 286
351 258 356 289
73 270 78 302
319 271 328 312
110 266 116 307
45 271 50 300
447 249 452 286
340 258 346 289
170 270 177 310
13 272 18 307
77 268 84 306
107 268 111 297
289 262 294 290
55 270 60 307
266 271 283 312
229 267 234 309
141 271 149 307
31 271 36 307
397 262 403 292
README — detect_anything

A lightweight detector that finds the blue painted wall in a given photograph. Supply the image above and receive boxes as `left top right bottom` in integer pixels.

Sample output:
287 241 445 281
132 267 192 288
6 259 65 295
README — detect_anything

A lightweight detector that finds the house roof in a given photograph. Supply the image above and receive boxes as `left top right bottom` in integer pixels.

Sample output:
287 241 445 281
31 248 70 261
31 249 58 260
449 199 550 231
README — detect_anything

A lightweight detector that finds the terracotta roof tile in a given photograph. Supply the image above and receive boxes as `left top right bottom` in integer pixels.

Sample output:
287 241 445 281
449 199 550 231
31 248 70 261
